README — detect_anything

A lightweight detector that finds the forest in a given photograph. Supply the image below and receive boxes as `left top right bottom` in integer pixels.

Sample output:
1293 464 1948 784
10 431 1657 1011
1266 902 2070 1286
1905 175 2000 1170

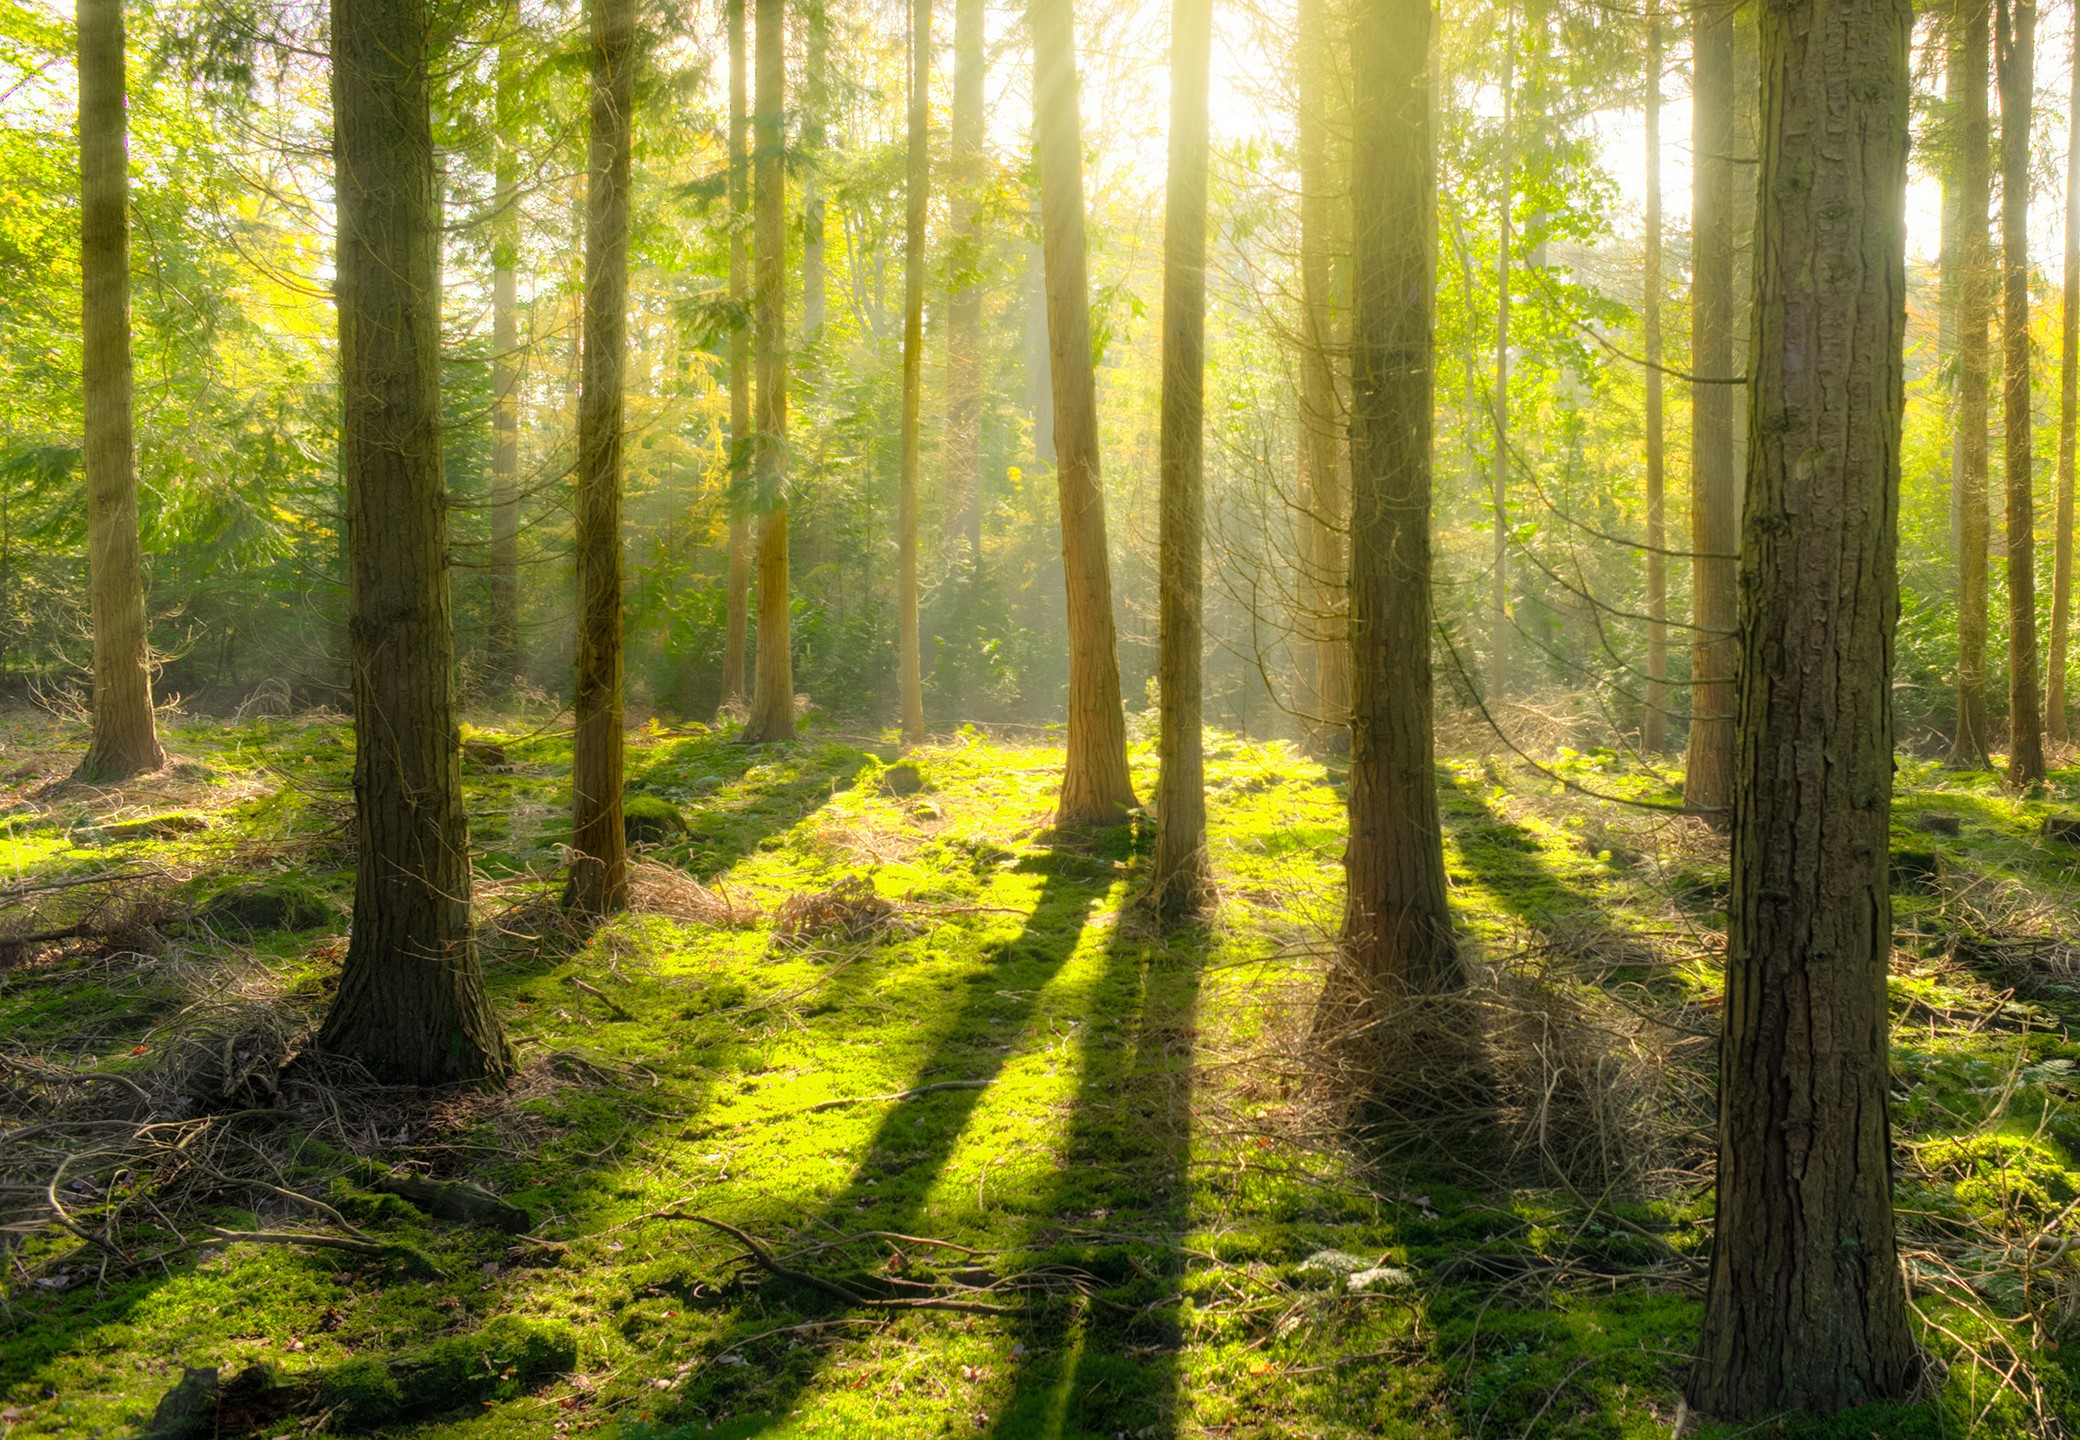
6 0 2080 1433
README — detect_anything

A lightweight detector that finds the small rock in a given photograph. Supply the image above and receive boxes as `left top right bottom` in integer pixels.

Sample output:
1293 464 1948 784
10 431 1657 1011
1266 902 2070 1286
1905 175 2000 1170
623 795 688 845
1914 812 1962 836
2044 816 2080 844
880 762 927 797
200 882 333 934
462 738 509 769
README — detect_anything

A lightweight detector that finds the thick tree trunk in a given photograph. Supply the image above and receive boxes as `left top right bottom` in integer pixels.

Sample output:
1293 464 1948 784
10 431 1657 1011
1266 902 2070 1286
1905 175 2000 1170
1642 2 1666 754
1296 0 1349 752
75 0 163 784
721 0 751 711
1150 0 1213 916
1489 14 1515 708
488 30 522 687
1032 0 1136 824
319 0 509 1086
897 0 930 746
1687 0 1917 1411
565 0 634 915
943 0 985 566
802 0 828 345
2055 9 2080 745
1338 0 1457 995
1684 0 1737 817
1998 0 2043 785
742 0 796 743
1954 0 1993 762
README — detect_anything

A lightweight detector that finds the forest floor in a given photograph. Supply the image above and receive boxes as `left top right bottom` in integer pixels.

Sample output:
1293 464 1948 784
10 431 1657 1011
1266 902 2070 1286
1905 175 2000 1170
1 705 2078 1438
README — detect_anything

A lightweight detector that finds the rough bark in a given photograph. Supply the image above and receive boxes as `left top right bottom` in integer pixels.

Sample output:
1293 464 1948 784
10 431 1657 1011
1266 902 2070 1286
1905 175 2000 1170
1338 0 1458 994
2055 3 2080 744
319 0 509 1086
1998 0 2043 785
1687 0 1917 1411
742 0 796 744
565 0 634 915
1684 0 1737 817
75 0 163 784
488 28 522 686
1642 1 1667 754
897 0 930 745
1032 0 1137 824
1150 0 1213 917
721 0 751 710
1954 0 1993 762
1489 13 1515 707
943 0 986 565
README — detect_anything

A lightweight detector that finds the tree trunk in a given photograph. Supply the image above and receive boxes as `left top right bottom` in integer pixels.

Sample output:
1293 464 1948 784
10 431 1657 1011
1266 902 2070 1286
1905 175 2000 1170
943 0 985 566
1998 0 2044 785
802 0 828 345
319 0 509 1086
1687 0 1917 1411
1955 0 1993 762
565 0 634 915
721 0 751 711
1032 0 1136 824
488 27 522 687
1489 11 1515 708
2054 3 2079 745
1025 217 1055 467
1943 3 1965 556
1150 0 1213 916
1339 0 1458 994
1683 0 1737 817
1296 0 1349 752
742 0 796 744
897 0 930 746
74 0 163 784
1642 0 1666 754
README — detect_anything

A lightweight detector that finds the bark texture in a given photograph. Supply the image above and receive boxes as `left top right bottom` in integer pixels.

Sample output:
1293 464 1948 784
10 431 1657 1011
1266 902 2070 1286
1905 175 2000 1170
566 0 634 916
1687 0 1917 1411
1642 1 1667 754
742 0 796 744
897 0 930 745
319 0 509 1086
943 0 986 565
1954 0 1993 762
1150 0 1213 916
1338 0 1458 994
1032 0 1137 824
75 0 163 784
1997 0 2043 784
721 0 751 710
2055 5 2080 744
1684 0 1737 817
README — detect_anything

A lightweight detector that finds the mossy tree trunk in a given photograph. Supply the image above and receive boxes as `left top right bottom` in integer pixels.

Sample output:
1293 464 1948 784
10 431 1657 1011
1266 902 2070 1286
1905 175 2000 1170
1338 0 1458 996
565 0 634 915
1150 0 1213 917
896 0 930 746
1688 0 1917 1411
1954 0 1993 763
721 0 751 712
1032 0 1136 824
1997 0 2043 785
75 0 163 785
319 0 509 1087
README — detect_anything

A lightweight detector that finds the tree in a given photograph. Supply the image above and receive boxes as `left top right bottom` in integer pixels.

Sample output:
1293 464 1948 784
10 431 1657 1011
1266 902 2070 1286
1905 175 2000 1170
1150 0 1213 916
801 0 829 345
720 0 751 711
1295 0 1348 751
741 0 795 744
318 0 510 1086
896 0 929 746
1339 0 1457 993
1684 0 1736 816
1687 0 1917 1411
1032 0 1136 824
1997 0 2043 785
74 0 164 783
565 0 634 915
1641 0 1666 754
943 0 985 565
2055 1 2080 744
1954 0 1993 763
1488 7 1515 707
487 22 522 686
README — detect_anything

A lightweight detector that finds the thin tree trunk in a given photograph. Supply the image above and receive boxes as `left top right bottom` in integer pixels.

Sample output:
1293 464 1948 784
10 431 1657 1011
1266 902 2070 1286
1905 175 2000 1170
1683 0 1737 816
1025 215 1055 467
1296 0 1348 751
1338 0 1457 995
74 0 162 784
802 0 828 344
1687 0 1916 1410
1489 9 1515 708
897 0 930 745
1998 0 2044 785
1642 1 1666 754
1032 0 1136 824
319 0 509 1086
944 0 985 566
1955 0 1993 762
1943 2 1965 555
2054 2 2079 745
722 0 751 711
1150 0 1213 916
488 27 522 686
566 0 634 915
742 0 796 743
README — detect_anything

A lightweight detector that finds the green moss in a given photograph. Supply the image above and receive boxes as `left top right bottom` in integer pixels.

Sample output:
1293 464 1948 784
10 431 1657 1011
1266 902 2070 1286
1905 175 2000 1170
198 877 334 932
623 793 688 844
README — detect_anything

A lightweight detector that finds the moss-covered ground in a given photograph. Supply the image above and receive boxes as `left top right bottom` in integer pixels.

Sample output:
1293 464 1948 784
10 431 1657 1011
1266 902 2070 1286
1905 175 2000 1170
2 711 2079 1437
